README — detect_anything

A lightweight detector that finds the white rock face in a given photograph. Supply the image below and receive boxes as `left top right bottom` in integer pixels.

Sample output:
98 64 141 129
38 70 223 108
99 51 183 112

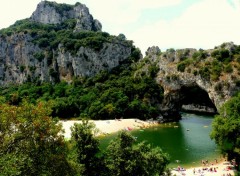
0 1 132 85
0 33 132 85
56 42 132 81
145 45 240 115
30 1 102 31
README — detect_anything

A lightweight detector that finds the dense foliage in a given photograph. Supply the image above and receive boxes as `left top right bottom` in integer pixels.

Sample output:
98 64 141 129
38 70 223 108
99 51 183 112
211 92 240 170
176 43 240 82
0 13 164 121
70 120 103 176
0 50 163 120
0 101 170 175
0 100 73 176
69 120 169 176
104 132 169 176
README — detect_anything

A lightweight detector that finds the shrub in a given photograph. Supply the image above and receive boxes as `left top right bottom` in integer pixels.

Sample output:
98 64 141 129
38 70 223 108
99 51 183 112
211 49 230 62
49 68 58 79
214 82 223 92
192 51 207 60
193 70 198 76
33 52 45 62
20 65 25 73
235 80 240 87
224 64 233 73
199 67 210 80
177 62 186 72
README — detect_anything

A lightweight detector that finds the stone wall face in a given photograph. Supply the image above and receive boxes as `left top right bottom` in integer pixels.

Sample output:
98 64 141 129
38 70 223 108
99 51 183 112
30 1 102 31
145 44 240 119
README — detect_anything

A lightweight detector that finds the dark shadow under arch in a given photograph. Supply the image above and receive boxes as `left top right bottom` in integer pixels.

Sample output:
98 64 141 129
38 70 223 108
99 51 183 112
179 84 217 114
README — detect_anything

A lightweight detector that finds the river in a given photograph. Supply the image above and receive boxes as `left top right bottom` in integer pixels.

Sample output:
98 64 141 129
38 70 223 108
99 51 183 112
99 113 220 168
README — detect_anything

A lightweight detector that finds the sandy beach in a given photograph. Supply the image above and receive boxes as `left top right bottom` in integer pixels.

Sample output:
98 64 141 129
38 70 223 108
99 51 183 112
171 159 236 176
60 119 237 176
60 118 157 139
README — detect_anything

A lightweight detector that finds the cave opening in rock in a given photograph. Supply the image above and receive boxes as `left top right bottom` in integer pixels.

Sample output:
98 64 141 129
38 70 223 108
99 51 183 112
179 85 217 114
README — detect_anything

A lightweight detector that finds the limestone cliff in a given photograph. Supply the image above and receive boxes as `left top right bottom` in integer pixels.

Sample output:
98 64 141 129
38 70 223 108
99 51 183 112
31 1 102 31
0 1 238 121
145 43 240 120
0 1 132 85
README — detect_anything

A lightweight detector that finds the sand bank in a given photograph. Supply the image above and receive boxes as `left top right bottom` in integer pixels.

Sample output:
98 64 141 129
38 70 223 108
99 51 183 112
171 159 237 176
60 118 158 138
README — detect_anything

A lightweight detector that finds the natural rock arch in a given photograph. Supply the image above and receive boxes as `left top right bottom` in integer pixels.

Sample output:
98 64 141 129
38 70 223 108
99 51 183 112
179 85 217 114
159 83 217 121
144 45 240 121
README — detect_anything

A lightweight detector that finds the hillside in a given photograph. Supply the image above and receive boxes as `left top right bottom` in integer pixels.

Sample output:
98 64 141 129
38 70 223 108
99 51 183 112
0 1 239 121
144 43 240 120
0 1 135 85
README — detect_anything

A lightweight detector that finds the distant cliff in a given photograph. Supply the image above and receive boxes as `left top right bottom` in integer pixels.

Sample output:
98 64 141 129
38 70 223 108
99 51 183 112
0 1 134 85
144 43 240 120
30 1 102 31
0 1 239 121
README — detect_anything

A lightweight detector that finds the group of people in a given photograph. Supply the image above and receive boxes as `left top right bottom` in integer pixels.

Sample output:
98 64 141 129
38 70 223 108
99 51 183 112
193 167 218 174
177 166 186 171
201 159 218 166
222 173 232 176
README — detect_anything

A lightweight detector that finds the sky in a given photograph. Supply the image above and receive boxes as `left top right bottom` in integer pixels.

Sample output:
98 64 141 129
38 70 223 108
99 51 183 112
1 0 240 54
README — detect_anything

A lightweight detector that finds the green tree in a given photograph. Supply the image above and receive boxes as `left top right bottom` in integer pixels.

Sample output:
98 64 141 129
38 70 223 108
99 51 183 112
0 100 73 176
211 93 240 169
70 120 104 176
104 131 169 176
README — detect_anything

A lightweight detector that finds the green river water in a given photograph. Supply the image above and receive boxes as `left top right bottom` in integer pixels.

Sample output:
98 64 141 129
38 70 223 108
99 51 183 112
99 113 220 168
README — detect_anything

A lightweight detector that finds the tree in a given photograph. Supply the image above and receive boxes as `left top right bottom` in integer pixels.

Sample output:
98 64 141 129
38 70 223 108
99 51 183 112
104 131 170 176
0 100 73 176
70 120 105 176
211 93 240 170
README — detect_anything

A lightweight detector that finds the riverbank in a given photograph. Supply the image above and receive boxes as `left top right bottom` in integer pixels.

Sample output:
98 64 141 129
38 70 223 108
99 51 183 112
60 118 158 138
60 118 237 176
171 159 237 176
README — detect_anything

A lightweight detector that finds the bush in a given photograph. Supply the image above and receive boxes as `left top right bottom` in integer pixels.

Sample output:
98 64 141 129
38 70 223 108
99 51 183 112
177 62 186 72
193 51 207 60
20 65 25 73
33 52 45 62
224 64 233 73
235 80 240 87
211 49 230 62
49 68 58 79
199 67 210 80
214 82 223 92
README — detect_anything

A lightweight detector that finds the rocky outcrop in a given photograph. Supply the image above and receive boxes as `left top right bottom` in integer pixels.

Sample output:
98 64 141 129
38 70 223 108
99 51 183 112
30 1 102 31
0 33 131 85
0 1 132 85
145 43 240 120
55 41 131 82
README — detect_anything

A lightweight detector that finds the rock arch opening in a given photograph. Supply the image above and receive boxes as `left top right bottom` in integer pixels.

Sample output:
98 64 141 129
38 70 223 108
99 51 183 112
179 85 217 114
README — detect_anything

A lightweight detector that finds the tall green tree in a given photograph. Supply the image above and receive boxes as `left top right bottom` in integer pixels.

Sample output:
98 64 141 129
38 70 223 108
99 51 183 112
104 131 169 176
70 120 105 176
211 92 240 169
0 100 73 176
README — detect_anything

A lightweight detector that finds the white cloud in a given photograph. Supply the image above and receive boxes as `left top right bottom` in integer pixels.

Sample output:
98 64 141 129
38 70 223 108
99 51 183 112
130 0 240 53
80 0 182 32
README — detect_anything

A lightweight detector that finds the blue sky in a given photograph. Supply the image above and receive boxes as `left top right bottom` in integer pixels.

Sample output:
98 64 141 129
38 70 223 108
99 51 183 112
1 0 240 54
